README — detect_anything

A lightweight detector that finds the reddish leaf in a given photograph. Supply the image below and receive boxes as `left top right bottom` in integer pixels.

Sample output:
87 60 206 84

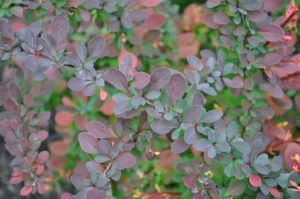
37 151 49 163
47 156 67 170
284 0 299 28
140 0 161 7
100 98 115 116
37 182 45 194
263 123 286 140
182 175 197 188
249 174 262 187
99 89 107 101
156 150 179 171
61 192 74 199
55 111 74 126
20 186 32 196
269 187 281 198
49 141 68 156
10 176 23 184
62 97 75 107
76 115 87 131
143 14 165 29
283 143 300 170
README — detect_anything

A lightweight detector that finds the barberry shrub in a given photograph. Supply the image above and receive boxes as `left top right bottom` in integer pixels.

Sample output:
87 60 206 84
0 0 300 198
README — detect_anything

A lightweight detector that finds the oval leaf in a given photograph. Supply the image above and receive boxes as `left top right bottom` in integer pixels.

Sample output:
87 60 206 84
167 74 186 103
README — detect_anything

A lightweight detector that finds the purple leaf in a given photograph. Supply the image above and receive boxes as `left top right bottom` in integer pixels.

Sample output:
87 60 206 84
203 13 220 29
76 44 87 62
119 54 133 77
10 6 23 18
151 119 176 134
117 152 136 169
187 56 203 70
68 0 84 7
249 10 267 22
114 101 129 115
241 0 262 10
83 84 96 96
70 174 85 189
184 105 203 122
51 14 69 42
86 188 106 199
201 110 223 123
67 77 87 91
103 70 128 92
206 0 221 8
258 24 284 42
150 68 171 90
223 76 244 89
184 127 196 145
194 139 212 152
260 83 284 99
167 74 186 103
86 121 113 138
78 133 99 154
88 36 105 58
133 72 150 89
228 181 246 196
192 92 206 106
263 53 282 66
98 139 111 154
86 161 100 173
130 10 148 21
213 12 230 25
171 138 189 153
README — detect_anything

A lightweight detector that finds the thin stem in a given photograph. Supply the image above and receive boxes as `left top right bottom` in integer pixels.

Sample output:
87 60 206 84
280 59 300 63
104 162 112 173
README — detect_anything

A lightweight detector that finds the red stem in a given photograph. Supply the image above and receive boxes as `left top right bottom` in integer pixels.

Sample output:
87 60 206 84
262 138 300 154
264 5 300 47
280 59 300 63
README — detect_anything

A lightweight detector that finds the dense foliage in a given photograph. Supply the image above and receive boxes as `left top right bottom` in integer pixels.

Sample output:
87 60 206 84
0 0 300 198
